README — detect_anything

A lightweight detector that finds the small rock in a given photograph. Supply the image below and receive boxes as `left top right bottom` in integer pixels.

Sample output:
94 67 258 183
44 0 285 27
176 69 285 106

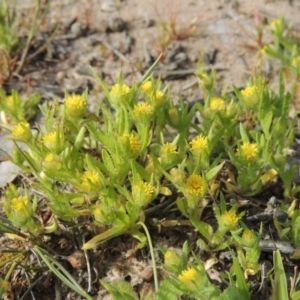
101 0 118 12
107 17 127 32
67 251 86 269
70 22 85 38
141 266 153 281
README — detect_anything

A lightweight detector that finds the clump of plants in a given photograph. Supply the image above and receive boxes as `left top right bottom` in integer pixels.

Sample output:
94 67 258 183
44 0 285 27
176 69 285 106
0 17 300 300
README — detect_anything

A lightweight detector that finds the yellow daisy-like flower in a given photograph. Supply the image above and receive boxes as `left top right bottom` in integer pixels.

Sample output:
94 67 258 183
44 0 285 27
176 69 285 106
121 132 142 154
141 81 153 92
222 211 239 230
12 122 31 142
132 181 155 205
241 86 258 107
189 134 208 155
43 131 57 143
178 267 201 291
133 102 154 117
186 174 205 197
209 97 225 112
240 142 258 162
161 143 177 154
82 170 101 191
11 196 29 211
64 94 87 118
43 131 63 153
111 83 130 95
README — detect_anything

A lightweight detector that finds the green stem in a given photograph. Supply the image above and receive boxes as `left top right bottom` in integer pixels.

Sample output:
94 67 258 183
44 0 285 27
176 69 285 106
137 222 159 292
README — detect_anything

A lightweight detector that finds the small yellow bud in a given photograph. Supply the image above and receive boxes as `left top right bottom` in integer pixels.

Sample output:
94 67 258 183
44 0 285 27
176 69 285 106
242 229 256 247
141 81 153 93
132 181 155 206
168 108 180 127
241 86 258 108
239 142 258 163
189 135 208 156
178 267 202 292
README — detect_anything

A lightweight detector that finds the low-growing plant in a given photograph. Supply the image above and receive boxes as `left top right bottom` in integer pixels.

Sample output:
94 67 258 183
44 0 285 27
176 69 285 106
1 19 300 298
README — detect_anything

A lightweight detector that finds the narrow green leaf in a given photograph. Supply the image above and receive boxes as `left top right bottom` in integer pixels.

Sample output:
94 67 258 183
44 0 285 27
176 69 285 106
272 250 289 300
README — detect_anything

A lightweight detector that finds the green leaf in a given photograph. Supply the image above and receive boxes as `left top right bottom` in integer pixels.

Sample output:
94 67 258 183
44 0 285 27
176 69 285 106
239 123 249 143
272 250 289 300
206 161 225 181
82 226 127 250
261 111 273 139
100 280 138 300
232 255 250 300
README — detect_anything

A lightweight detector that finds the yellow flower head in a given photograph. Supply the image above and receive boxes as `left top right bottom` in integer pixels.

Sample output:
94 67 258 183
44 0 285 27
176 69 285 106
164 251 181 269
240 142 258 162
111 83 130 96
133 102 154 117
186 174 206 200
82 170 102 191
153 90 165 108
209 97 225 112
168 108 180 126
43 153 61 171
132 181 155 205
160 143 177 164
11 196 29 211
242 229 256 247
121 132 142 154
43 131 57 143
222 211 239 230
178 267 202 291
241 86 258 107
43 131 64 153
12 122 31 142
162 143 177 154
141 81 153 92
292 57 300 69
65 94 87 118
189 134 208 155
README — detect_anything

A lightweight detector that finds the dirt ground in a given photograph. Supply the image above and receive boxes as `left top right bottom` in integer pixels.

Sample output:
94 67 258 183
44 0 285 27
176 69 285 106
2 0 300 299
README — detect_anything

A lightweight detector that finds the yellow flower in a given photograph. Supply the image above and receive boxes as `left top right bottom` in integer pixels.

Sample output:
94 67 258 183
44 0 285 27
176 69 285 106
133 102 154 117
111 83 130 95
121 132 142 154
222 211 239 230
160 143 177 164
43 153 61 171
178 267 202 291
64 94 87 118
164 251 181 269
82 170 102 191
141 81 153 92
132 181 155 205
187 174 205 196
242 229 256 247
170 168 186 185
189 134 208 155
209 97 225 111
292 57 300 69
43 132 56 143
161 143 177 154
43 131 63 153
12 122 31 142
241 86 258 107
11 196 29 211
168 108 180 126
153 90 165 108
240 142 258 162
